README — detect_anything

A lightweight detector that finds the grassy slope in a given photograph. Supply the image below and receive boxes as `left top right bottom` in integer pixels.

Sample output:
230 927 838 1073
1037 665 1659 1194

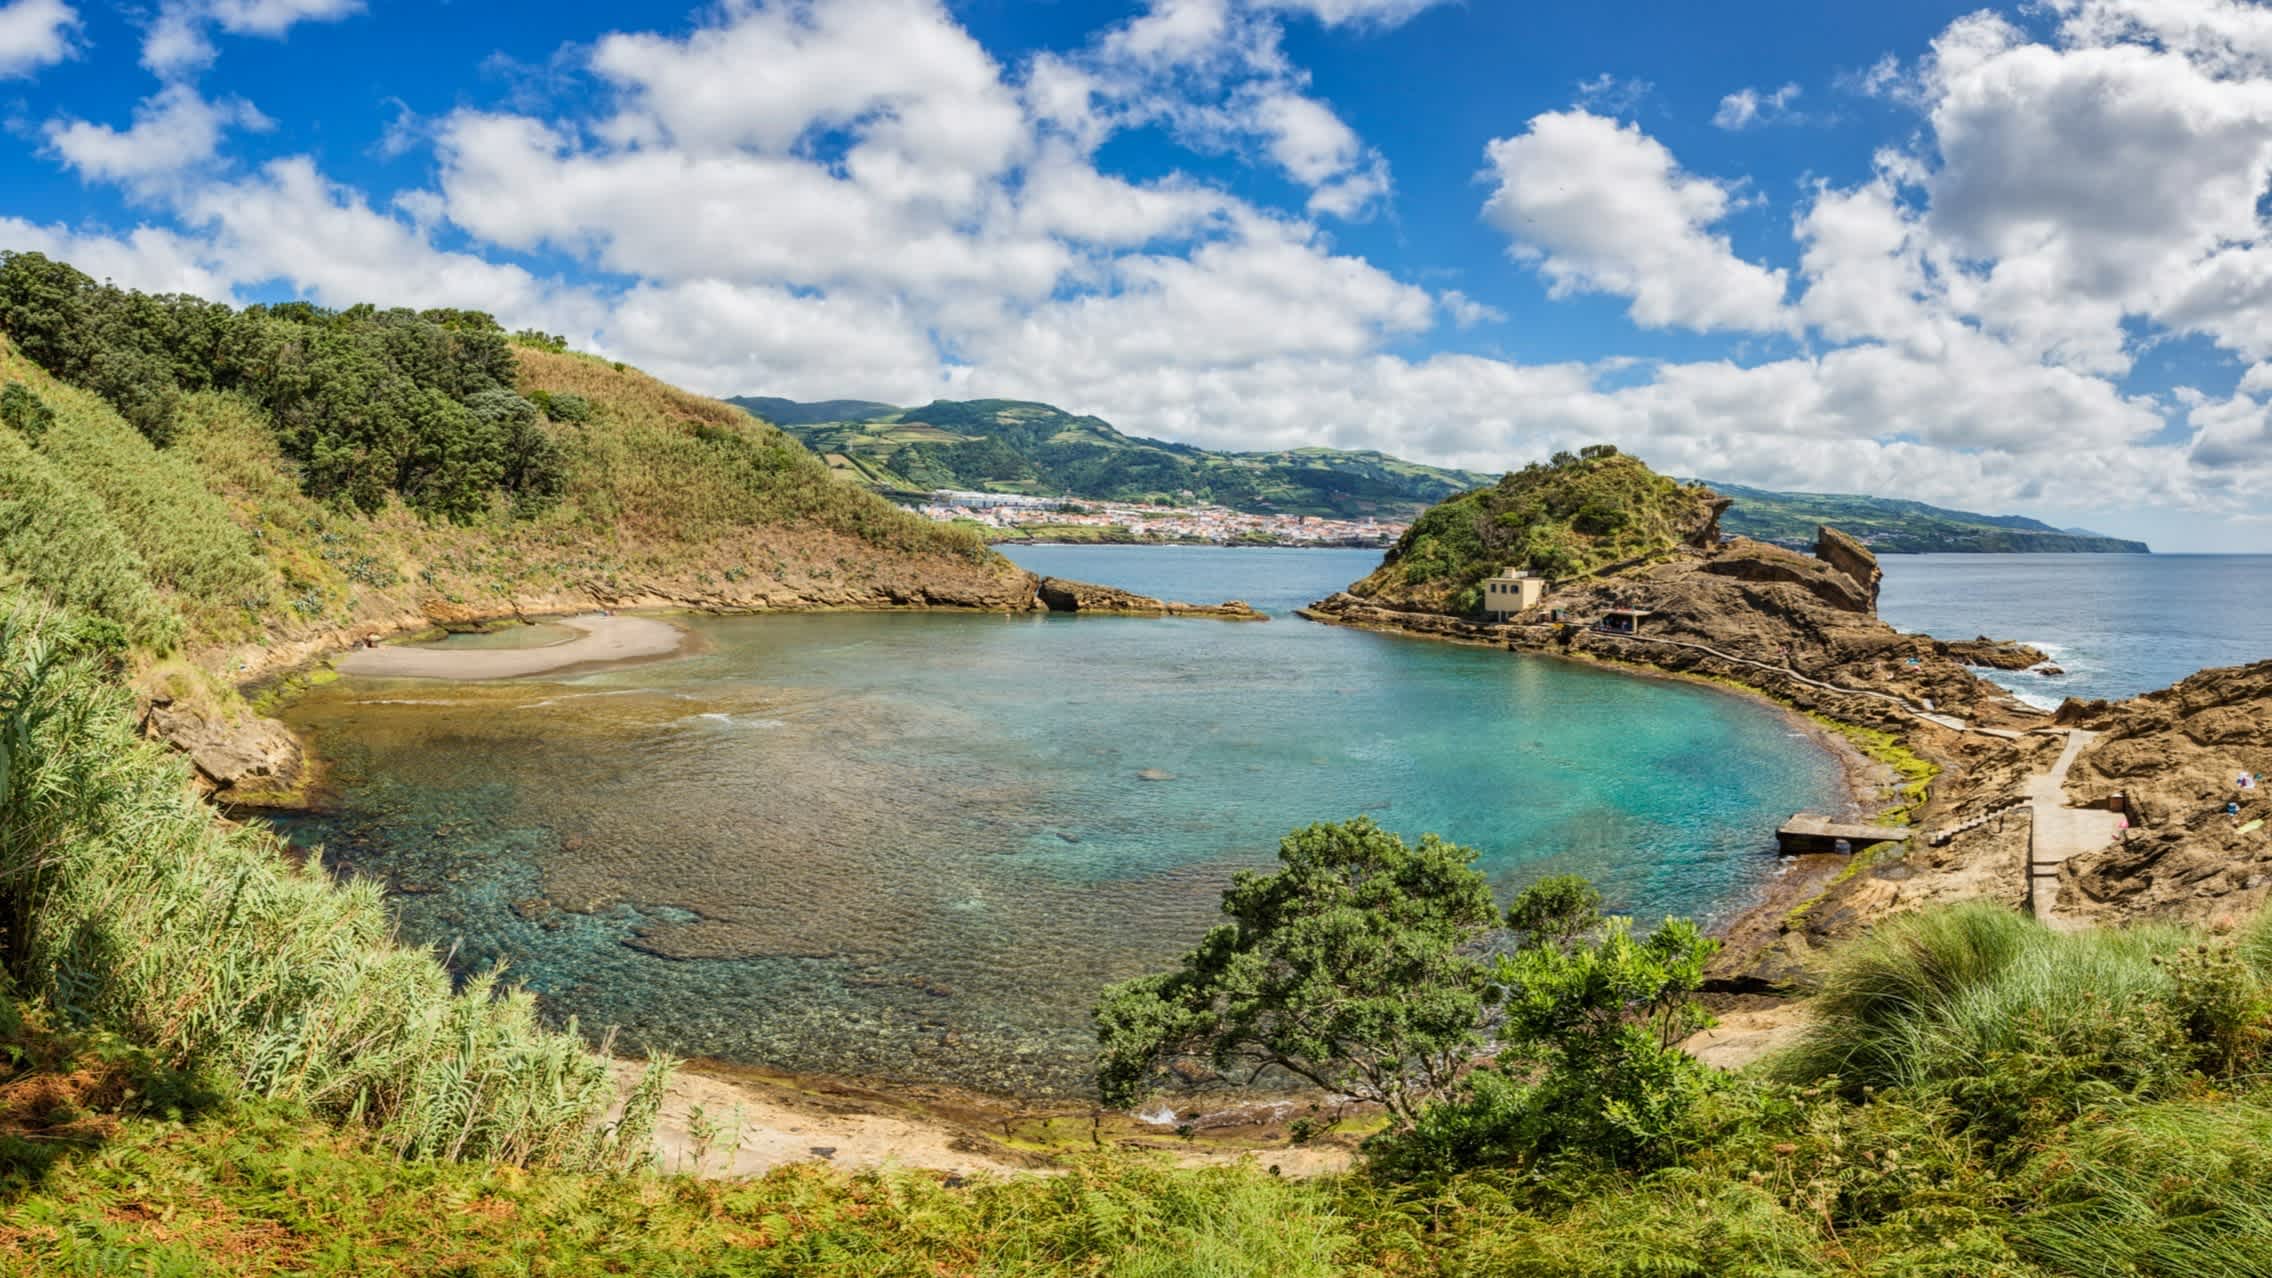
739 396 1495 520
11 905 2272 1275
1710 481 2151 554
1 336 1025 687
1346 449 1720 615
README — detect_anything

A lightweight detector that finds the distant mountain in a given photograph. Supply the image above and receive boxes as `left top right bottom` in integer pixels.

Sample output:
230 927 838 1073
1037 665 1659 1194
729 396 1497 520
1705 481 2150 554
730 396 903 426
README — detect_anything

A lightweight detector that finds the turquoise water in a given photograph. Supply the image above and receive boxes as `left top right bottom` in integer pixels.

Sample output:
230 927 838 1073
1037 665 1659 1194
271 546 1842 1097
1878 554 2272 706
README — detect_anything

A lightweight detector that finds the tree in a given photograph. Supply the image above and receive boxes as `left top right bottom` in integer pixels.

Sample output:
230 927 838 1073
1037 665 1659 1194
1369 912 1719 1179
1093 818 1500 1123
1505 874 1603 951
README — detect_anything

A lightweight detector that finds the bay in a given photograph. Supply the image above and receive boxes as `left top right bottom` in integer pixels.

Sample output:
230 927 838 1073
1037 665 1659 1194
271 545 1842 1097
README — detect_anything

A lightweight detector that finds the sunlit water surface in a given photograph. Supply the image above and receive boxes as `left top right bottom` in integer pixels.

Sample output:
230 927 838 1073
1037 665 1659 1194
272 546 1842 1096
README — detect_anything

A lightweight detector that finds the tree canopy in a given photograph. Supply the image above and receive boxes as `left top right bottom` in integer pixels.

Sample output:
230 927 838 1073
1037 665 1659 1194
0 252 569 522
1093 818 1501 1123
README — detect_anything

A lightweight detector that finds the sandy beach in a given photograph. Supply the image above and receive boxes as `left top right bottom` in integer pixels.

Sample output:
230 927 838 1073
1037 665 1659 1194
333 614 690 680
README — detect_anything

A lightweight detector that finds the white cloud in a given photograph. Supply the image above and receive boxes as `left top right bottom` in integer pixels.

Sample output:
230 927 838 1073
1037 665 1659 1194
605 279 949 404
176 158 600 332
1255 0 1450 27
0 0 74 77
1247 88 1390 216
1439 290 1505 328
142 0 363 76
1713 82 1802 129
0 217 230 297
1573 73 1651 115
1481 110 1793 333
46 84 269 190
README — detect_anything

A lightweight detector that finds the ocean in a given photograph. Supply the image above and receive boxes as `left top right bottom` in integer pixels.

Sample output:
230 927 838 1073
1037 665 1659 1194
1877 553 2272 706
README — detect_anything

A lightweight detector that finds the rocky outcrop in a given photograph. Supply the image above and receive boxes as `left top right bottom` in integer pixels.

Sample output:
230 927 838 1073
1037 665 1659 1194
1813 525 1882 613
1941 637 2051 670
144 695 304 802
1036 577 1263 620
2052 660 2272 924
1698 538 1875 615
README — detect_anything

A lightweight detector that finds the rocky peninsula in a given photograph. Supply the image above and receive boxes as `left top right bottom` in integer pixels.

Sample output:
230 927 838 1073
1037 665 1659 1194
1301 449 2272 981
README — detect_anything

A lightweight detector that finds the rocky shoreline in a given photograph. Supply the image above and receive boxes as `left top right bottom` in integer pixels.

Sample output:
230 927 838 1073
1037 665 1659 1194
153 568 1259 806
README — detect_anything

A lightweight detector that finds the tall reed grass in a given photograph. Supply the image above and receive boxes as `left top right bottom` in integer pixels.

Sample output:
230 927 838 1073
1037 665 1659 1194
0 604 667 1169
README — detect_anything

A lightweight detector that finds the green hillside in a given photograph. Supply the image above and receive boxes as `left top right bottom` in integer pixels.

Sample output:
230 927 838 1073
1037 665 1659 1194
1347 446 1722 614
730 395 1495 519
1709 481 2150 554
733 395 902 426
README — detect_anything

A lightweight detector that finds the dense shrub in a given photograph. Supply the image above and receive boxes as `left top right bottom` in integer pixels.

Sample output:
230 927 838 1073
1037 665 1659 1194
1777 903 2272 1149
0 381 53 440
1 357 277 632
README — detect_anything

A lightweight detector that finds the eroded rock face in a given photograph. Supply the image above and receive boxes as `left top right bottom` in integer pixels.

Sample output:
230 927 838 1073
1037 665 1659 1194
1699 537 1874 615
2057 659 2272 924
1813 525 1881 614
145 698 304 799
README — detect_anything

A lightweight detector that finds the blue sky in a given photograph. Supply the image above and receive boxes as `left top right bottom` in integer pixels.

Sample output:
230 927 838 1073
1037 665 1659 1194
6 0 2272 550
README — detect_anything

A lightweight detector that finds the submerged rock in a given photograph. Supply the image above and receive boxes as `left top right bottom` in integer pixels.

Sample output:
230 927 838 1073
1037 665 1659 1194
1941 636 2051 670
1035 576 1263 620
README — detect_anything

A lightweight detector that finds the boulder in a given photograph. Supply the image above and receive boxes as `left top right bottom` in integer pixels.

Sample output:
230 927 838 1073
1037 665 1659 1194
145 697 304 798
1813 525 1882 613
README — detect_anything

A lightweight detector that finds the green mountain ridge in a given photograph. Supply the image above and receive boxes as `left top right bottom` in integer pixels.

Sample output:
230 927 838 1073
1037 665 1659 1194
1705 480 2150 554
737 396 2151 553
729 395 1497 520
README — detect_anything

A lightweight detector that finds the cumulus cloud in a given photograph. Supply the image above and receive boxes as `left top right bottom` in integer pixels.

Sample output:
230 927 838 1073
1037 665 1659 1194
1482 110 1793 333
0 216 228 296
1439 290 1504 328
23 0 2272 533
46 84 270 191
142 0 362 75
0 0 74 77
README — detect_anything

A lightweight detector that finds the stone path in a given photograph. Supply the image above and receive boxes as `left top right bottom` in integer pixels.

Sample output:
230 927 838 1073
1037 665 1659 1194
2024 729 2122 926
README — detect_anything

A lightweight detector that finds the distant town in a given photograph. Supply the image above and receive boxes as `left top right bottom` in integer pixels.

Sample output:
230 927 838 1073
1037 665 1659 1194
910 490 1408 547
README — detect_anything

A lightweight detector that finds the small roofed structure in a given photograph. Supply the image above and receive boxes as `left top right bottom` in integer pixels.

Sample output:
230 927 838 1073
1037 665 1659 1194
1482 567 1547 621
1597 607 1654 635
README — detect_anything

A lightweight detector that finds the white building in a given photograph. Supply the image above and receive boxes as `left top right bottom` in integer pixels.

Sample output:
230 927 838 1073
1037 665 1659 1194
1483 567 1546 620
